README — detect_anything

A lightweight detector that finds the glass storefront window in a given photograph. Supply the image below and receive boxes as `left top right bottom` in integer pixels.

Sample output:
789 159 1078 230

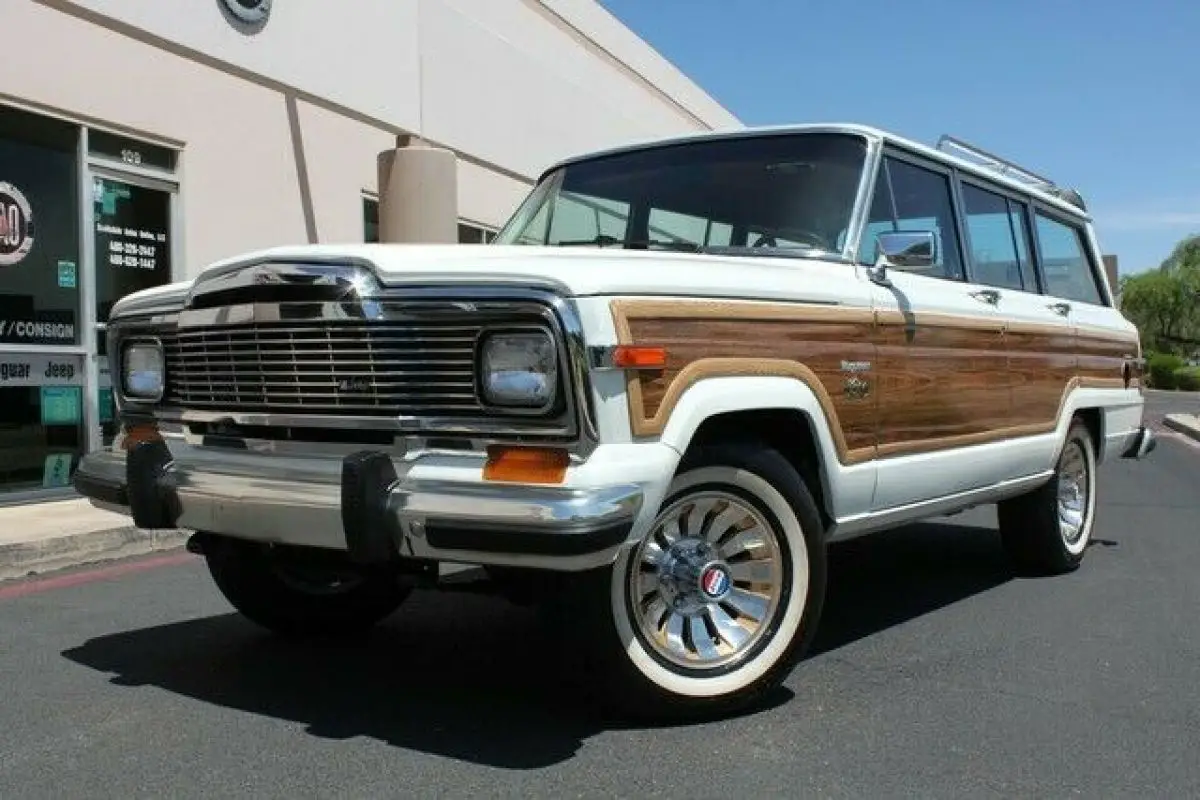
0 104 179 496
363 196 379 243
0 354 85 495
0 105 80 348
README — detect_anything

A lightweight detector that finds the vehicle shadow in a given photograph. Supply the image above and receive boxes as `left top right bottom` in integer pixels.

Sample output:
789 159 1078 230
811 517 1016 656
61 518 1024 769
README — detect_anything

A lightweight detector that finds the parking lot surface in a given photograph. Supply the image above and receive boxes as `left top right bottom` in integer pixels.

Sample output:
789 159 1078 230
1 436 1197 798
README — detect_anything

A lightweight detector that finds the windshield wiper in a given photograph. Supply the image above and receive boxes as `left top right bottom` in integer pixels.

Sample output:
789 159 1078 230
555 235 702 252
700 244 842 260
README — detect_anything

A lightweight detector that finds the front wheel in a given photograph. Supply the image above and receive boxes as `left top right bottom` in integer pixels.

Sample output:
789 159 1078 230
553 442 828 721
203 535 412 637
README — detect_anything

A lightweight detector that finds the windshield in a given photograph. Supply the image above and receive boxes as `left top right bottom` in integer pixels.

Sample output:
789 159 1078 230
495 132 868 257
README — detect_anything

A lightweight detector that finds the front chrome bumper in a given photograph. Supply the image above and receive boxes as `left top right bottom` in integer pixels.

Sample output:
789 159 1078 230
74 438 674 572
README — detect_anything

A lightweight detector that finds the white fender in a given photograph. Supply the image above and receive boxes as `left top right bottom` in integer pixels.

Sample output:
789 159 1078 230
655 375 877 523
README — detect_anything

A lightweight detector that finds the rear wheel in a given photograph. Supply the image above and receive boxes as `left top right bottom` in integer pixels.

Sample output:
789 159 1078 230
552 441 828 721
202 535 411 637
998 418 1098 575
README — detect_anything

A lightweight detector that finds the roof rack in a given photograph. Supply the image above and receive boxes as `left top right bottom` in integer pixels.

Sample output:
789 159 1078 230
935 134 1087 211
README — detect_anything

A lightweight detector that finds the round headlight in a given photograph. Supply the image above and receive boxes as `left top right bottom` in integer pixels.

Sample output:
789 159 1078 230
122 341 164 401
481 330 557 409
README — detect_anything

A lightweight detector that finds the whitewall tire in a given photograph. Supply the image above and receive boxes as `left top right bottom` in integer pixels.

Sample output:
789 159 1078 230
552 442 828 720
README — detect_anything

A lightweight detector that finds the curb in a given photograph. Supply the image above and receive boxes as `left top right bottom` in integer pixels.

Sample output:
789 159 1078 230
0 526 191 583
1163 414 1200 444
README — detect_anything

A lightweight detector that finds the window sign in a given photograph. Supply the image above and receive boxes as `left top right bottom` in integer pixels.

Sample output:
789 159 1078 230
42 453 74 489
0 353 83 387
57 260 76 288
94 177 172 333
0 181 35 267
40 385 82 426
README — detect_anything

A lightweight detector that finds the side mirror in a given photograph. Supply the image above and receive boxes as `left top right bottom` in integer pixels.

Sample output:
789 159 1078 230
868 230 937 286
876 230 937 270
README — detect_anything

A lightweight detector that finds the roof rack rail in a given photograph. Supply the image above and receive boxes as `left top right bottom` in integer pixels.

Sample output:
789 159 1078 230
935 134 1087 211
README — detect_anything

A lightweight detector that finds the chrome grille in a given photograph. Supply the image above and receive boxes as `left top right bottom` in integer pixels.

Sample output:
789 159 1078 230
162 320 487 416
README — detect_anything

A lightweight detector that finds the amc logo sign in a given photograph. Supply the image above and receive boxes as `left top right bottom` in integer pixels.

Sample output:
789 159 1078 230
0 182 34 268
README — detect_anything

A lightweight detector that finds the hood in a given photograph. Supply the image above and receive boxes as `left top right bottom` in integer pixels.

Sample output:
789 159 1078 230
186 242 861 305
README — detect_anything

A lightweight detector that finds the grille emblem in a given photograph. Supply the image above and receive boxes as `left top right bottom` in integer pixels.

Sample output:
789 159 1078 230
337 377 372 393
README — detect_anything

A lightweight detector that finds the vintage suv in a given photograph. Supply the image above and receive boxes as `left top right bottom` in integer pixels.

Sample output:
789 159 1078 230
76 124 1155 719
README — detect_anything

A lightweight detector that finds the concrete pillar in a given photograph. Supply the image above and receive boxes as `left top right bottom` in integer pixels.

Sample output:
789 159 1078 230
376 135 458 243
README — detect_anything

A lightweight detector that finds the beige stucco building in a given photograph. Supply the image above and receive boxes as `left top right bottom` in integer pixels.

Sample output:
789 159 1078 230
0 0 739 503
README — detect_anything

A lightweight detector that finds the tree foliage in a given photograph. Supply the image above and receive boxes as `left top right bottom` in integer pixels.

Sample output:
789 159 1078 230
1119 234 1200 354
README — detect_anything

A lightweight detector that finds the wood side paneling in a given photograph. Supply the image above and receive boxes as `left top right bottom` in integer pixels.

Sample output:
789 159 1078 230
873 310 1008 454
613 300 878 464
1005 322 1079 433
610 299 1138 465
1077 326 1141 388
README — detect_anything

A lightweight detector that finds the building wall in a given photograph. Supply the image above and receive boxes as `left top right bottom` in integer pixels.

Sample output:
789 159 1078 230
0 0 737 500
3 0 739 275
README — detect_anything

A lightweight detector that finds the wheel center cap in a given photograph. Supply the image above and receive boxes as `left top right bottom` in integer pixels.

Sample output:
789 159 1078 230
698 562 732 601
657 539 732 613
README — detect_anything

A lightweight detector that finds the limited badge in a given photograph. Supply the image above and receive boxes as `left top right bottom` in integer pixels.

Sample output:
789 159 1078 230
0 181 34 267
699 564 731 600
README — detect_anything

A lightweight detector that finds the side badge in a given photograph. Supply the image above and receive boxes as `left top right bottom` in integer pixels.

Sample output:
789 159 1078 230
841 360 871 400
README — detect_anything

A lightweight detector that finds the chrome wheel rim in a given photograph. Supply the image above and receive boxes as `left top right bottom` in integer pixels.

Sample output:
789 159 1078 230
1057 440 1089 546
628 490 786 672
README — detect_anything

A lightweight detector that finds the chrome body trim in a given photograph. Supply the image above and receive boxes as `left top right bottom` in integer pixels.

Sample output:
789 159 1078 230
827 470 1056 541
92 440 643 571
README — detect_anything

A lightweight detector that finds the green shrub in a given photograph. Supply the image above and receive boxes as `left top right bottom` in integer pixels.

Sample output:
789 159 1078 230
1149 353 1185 389
1175 366 1200 391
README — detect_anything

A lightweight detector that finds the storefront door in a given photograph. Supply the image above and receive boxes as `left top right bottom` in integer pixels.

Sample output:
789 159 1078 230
88 168 177 448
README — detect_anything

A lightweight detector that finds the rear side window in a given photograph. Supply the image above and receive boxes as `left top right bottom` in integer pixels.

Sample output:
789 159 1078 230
1034 213 1105 305
960 183 1038 292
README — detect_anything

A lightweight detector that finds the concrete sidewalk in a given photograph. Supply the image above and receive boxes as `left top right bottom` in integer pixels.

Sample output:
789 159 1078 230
1164 413 1200 444
0 497 188 582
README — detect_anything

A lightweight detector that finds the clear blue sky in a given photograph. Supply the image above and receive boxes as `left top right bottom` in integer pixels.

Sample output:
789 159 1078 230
597 0 1198 275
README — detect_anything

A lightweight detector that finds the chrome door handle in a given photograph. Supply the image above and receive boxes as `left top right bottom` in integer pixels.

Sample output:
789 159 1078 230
1048 302 1071 316
970 289 1001 305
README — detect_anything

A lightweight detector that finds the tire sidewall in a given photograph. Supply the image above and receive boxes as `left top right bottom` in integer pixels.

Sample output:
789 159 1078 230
1060 423 1098 558
607 451 822 700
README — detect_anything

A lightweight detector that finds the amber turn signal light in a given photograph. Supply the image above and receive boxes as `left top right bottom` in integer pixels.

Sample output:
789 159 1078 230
613 345 667 369
483 446 570 484
121 422 163 451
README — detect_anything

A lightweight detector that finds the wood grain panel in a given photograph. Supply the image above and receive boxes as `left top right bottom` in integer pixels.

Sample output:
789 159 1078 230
612 299 878 464
1077 327 1140 389
1005 321 1079 433
610 299 1139 465
873 310 1008 454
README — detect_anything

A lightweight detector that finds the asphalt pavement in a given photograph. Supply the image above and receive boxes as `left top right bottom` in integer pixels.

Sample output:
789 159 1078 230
1 435 1198 798
1143 388 1200 428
